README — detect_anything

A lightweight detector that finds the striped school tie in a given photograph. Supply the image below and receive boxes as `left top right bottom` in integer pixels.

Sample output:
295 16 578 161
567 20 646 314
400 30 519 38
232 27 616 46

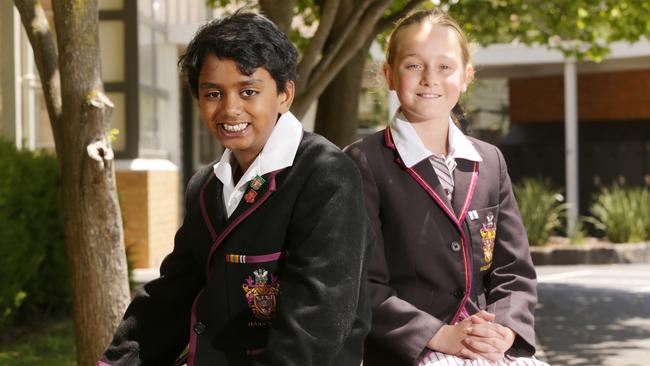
430 154 456 202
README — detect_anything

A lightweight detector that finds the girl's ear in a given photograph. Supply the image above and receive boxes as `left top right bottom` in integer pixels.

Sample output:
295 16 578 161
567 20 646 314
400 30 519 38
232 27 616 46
461 64 475 93
383 63 395 91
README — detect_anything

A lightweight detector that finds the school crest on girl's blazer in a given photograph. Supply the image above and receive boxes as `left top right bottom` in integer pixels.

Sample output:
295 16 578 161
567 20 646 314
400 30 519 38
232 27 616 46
480 212 496 271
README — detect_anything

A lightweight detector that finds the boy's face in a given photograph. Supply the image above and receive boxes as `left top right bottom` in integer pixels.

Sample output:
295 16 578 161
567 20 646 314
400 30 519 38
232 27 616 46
197 54 294 167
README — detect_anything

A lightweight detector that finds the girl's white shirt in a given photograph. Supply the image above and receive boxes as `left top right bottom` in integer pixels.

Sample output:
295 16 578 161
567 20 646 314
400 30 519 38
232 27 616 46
390 111 482 168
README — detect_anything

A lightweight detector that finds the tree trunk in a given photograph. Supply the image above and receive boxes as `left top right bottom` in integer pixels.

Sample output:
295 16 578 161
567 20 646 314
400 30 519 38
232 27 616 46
314 41 372 147
49 2 131 365
259 0 295 35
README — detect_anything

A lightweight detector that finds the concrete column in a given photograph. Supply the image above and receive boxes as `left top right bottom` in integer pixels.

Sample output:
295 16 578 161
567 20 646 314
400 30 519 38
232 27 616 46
564 59 579 234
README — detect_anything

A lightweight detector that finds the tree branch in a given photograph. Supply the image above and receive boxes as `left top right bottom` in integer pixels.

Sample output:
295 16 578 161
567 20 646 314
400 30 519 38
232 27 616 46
304 0 390 96
298 0 373 93
296 0 341 84
259 0 296 35
377 0 426 32
14 0 63 156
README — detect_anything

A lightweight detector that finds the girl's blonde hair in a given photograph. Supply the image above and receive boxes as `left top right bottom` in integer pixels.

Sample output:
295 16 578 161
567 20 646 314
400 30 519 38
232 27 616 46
385 8 472 68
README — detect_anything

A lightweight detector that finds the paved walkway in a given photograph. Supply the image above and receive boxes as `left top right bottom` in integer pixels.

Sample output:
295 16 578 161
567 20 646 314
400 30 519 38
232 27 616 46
535 264 650 365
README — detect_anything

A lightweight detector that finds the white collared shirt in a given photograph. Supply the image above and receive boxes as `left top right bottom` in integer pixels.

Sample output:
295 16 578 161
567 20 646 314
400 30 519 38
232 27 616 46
390 111 482 168
213 111 303 217
390 111 482 199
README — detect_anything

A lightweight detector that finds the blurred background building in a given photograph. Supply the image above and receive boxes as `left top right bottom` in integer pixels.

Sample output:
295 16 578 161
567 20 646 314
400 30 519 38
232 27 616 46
1 0 230 269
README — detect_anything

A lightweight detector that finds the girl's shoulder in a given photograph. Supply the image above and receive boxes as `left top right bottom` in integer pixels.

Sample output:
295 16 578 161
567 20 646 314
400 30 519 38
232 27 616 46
464 136 506 164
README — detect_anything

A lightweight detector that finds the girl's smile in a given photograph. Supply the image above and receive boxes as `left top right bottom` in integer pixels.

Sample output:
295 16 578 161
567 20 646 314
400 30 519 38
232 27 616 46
384 23 473 127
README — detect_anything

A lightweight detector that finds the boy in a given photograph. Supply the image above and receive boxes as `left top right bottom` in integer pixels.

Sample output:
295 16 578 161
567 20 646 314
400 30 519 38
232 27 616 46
98 10 372 366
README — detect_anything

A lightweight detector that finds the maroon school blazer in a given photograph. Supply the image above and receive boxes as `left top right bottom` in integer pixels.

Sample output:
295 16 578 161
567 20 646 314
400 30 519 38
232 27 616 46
345 128 538 366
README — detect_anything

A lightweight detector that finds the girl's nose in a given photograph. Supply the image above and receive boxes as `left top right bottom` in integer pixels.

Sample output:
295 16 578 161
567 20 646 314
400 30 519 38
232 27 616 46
420 68 437 86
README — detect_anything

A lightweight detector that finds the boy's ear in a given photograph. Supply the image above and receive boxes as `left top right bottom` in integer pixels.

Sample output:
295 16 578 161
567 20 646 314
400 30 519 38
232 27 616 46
278 80 295 114
383 63 395 91
462 64 475 93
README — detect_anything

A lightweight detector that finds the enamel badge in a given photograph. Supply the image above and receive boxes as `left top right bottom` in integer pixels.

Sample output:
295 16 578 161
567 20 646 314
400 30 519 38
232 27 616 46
479 212 496 271
244 175 266 204
244 189 258 204
250 175 266 190
242 269 280 320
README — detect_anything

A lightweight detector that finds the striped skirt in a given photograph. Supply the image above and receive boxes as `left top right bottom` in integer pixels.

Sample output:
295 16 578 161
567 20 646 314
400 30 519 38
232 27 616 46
418 351 550 366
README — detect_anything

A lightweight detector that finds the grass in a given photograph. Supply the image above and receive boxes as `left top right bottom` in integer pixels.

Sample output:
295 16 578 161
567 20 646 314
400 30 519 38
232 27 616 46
0 317 76 366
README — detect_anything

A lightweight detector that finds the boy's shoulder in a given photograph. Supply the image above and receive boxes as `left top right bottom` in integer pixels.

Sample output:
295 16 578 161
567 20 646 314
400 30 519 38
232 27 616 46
185 162 217 197
295 131 359 177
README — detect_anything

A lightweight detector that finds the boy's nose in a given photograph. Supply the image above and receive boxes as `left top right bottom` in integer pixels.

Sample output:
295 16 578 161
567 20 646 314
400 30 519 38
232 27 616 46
222 94 242 116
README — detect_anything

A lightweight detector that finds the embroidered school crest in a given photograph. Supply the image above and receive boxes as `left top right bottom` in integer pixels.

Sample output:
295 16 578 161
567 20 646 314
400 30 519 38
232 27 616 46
242 269 280 320
479 212 496 271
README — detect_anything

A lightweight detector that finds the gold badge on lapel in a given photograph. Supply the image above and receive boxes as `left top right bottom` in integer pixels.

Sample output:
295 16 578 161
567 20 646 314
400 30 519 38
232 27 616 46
242 269 280 321
479 212 496 271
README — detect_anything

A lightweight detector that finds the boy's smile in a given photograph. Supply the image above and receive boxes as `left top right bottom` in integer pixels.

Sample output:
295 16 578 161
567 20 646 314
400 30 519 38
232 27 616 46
197 54 293 171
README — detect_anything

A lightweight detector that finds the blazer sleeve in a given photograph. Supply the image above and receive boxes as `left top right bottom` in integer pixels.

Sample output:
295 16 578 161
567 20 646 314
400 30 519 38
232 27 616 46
99 183 206 366
486 146 538 357
346 145 443 365
253 151 373 366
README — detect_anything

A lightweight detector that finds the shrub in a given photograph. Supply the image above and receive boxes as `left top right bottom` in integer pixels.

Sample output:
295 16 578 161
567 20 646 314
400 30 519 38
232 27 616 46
587 184 649 243
513 178 566 246
0 140 69 328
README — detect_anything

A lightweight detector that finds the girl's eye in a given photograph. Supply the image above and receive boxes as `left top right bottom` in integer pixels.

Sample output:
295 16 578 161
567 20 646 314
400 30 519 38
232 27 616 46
440 64 453 71
406 64 422 70
242 89 258 97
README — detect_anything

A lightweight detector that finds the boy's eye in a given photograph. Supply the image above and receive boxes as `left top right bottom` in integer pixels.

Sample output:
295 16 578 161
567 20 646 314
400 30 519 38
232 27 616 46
205 91 221 99
440 64 453 71
241 89 258 97
406 64 422 70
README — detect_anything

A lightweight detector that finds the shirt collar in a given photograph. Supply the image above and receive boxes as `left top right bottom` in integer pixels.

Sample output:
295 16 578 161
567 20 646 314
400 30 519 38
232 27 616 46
389 111 482 168
213 111 303 188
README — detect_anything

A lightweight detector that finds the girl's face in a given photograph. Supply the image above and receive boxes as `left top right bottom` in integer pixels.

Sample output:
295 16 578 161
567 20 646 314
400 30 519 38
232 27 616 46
384 22 472 125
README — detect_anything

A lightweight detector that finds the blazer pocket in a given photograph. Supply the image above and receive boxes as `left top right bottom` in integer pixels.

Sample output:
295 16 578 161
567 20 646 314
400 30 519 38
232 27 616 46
467 205 499 272
224 251 286 353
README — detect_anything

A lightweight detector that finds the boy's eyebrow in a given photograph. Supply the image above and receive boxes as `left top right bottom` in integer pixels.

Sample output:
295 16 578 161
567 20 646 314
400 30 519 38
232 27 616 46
199 79 264 89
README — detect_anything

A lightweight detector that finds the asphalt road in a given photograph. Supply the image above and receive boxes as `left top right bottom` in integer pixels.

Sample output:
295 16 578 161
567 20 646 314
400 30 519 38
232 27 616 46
535 264 650 366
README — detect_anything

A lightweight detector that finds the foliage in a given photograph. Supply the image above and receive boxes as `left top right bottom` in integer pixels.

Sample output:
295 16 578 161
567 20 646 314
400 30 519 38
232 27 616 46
209 0 650 62
446 0 650 62
0 317 75 366
586 184 650 243
0 139 70 328
513 178 566 246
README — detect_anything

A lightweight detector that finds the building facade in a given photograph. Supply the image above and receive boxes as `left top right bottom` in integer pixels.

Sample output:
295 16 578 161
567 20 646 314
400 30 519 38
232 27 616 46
1 0 228 268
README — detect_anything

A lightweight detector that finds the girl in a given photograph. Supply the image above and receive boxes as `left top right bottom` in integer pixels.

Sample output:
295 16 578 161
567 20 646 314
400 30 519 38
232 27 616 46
345 8 548 366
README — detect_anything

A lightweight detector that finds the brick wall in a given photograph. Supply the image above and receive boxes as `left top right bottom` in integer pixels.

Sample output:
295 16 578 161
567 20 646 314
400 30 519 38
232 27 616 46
509 69 650 123
116 169 180 269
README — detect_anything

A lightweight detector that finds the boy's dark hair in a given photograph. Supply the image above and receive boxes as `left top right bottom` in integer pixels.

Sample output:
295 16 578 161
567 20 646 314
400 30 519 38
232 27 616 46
179 10 298 97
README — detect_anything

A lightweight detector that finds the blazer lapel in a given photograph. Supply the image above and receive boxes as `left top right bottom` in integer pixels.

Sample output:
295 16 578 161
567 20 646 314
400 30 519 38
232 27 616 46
451 159 479 225
204 169 284 277
199 174 227 243
226 173 273 224
411 159 453 211
384 127 457 224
